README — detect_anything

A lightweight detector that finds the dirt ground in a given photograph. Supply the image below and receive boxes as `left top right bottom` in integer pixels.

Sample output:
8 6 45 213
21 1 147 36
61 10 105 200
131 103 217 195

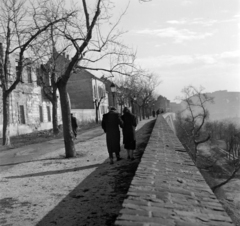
0 119 155 226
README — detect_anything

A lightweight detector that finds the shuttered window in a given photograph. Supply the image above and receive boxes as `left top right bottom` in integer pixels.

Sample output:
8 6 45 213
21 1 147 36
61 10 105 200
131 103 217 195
39 105 43 122
19 105 25 124
47 106 51 122
27 67 32 83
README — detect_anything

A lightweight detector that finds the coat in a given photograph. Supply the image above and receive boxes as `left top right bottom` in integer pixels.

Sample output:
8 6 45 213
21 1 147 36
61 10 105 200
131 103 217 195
71 116 78 129
101 110 123 154
121 112 137 145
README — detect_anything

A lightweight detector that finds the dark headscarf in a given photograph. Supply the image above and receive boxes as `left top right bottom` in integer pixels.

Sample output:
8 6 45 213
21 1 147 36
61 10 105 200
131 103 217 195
123 107 130 114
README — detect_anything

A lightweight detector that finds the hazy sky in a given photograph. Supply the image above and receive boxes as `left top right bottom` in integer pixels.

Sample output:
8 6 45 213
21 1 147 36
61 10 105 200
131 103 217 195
110 0 240 102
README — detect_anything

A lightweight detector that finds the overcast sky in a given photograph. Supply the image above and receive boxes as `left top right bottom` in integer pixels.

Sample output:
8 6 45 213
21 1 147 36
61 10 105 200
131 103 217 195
110 0 240 102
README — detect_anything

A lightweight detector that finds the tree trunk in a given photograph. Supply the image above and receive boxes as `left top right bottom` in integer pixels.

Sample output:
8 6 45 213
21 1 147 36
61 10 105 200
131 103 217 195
2 92 11 145
95 106 99 124
142 106 145 119
52 87 59 135
192 145 197 162
58 82 76 158
138 106 142 121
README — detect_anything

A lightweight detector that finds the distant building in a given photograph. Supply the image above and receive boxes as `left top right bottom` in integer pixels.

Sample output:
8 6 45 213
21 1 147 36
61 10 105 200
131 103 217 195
155 95 170 112
67 69 108 122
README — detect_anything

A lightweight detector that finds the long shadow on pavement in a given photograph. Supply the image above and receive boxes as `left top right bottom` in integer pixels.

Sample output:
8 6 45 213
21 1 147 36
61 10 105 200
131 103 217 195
36 119 156 226
5 163 102 179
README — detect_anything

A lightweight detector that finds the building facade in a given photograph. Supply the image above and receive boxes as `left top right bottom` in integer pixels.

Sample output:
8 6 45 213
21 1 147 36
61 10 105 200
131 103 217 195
67 69 108 122
0 55 61 138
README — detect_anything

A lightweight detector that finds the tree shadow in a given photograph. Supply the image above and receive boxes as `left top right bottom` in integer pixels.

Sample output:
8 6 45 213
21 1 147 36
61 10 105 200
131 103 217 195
0 153 85 168
0 157 64 167
5 163 102 179
35 119 155 226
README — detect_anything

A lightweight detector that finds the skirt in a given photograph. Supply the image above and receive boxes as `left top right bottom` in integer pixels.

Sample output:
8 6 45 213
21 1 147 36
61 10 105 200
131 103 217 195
124 140 136 150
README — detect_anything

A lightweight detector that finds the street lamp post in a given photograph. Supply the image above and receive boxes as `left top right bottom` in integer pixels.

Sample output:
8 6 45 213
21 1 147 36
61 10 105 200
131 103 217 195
132 95 137 114
146 101 149 119
110 82 116 107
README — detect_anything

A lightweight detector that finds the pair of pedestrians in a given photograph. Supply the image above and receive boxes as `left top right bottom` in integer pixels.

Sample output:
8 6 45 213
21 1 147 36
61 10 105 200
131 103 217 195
101 106 137 165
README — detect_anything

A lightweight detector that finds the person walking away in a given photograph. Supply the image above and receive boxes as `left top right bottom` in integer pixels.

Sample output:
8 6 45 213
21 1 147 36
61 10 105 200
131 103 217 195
102 107 123 164
121 107 138 161
71 113 78 138
156 109 160 117
152 110 155 118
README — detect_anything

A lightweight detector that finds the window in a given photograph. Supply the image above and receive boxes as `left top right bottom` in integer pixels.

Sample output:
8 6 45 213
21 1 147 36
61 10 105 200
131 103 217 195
39 105 43 122
93 85 96 98
47 106 51 122
27 66 32 83
15 65 19 75
19 105 25 124
98 87 102 97
15 61 22 82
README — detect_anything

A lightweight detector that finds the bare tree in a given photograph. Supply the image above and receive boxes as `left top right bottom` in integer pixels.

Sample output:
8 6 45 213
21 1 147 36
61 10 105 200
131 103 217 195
112 75 132 114
176 85 214 162
0 0 76 145
29 2 78 135
36 34 72 135
43 0 135 158
132 72 160 120
210 123 240 192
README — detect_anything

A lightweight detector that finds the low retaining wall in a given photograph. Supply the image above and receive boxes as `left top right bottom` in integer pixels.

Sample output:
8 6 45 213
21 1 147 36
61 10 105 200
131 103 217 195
115 116 234 226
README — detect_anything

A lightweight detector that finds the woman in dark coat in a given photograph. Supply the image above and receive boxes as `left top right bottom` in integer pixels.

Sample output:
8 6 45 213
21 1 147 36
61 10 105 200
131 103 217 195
121 107 138 160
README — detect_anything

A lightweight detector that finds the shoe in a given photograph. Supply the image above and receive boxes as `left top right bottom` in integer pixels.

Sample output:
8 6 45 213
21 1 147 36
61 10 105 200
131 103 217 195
117 157 122 161
110 159 114 164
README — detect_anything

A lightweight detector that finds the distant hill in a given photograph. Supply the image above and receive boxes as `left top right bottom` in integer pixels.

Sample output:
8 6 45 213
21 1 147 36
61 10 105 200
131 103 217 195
205 90 240 121
170 90 240 122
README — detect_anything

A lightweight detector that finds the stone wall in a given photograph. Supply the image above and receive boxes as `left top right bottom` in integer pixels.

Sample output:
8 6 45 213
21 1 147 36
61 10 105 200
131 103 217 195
0 86 62 137
71 109 95 122
115 116 234 226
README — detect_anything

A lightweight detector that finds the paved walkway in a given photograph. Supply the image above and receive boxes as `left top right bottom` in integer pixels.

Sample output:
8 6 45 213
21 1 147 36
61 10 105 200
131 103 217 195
0 117 156 226
0 118 152 172
115 116 234 226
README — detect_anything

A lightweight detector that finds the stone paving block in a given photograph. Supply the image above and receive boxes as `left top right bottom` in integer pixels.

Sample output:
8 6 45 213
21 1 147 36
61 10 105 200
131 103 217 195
207 222 234 226
115 220 144 226
174 220 207 226
128 186 155 192
207 212 233 222
123 200 149 209
117 214 175 225
167 187 193 196
119 208 149 217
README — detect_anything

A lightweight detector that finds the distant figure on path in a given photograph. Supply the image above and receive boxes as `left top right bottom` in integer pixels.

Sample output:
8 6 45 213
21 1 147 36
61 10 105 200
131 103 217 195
121 107 138 161
71 113 78 138
156 109 160 117
152 110 156 117
102 107 123 164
